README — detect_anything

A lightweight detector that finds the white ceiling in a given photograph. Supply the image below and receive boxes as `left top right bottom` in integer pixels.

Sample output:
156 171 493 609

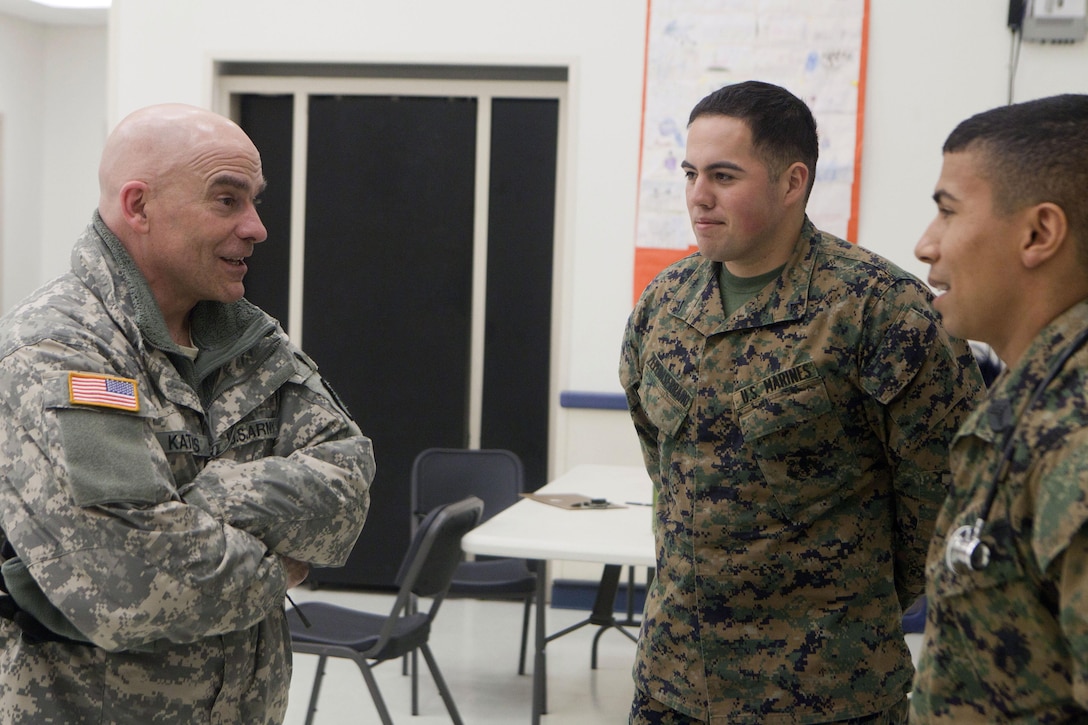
0 0 106 25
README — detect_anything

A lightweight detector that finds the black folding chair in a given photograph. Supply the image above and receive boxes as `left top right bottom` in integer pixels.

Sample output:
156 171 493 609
289 496 484 724
410 448 537 675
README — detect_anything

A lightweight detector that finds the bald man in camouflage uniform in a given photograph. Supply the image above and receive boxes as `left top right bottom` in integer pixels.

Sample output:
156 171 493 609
0 104 374 723
620 81 983 724
911 96 1088 722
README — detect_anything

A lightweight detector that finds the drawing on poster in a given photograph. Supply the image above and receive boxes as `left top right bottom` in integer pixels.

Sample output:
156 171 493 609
635 0 868 297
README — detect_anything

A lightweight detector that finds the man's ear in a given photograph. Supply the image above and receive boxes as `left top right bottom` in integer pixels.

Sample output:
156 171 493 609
782 161 809 206
118 181 151 234
1021 202 1069 270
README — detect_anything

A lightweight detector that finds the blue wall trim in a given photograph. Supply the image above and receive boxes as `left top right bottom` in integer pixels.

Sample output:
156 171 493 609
551 578 646 613
559 391 628 410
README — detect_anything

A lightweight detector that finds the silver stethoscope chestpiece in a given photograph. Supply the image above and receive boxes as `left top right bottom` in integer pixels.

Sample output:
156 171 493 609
939 326 1088 578
944 520 991 574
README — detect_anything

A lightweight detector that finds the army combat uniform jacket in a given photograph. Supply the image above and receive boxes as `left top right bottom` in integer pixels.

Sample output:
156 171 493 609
911 301 1088 723
620 219 982 723
0 214 375 724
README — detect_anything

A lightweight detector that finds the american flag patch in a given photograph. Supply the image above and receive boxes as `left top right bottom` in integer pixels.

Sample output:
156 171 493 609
68 373 140 412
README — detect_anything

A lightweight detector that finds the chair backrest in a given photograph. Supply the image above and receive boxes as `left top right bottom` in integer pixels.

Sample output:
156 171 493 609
394 495 484 600
411 448 525 525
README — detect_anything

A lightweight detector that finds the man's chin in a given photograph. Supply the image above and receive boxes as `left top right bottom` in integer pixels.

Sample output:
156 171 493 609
939 313 972 344
694 240 726 263
212 286 246 304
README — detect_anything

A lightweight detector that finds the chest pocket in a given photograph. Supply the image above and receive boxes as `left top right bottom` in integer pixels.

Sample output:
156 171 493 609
639 354 694 440
737 363 859 524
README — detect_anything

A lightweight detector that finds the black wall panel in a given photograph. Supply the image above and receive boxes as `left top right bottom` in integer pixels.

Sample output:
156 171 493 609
302 95 478 587
481 98 559 492
237 94 293 327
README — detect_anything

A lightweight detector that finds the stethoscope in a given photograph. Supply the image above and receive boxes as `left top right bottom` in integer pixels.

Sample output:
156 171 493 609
945 325 1088 574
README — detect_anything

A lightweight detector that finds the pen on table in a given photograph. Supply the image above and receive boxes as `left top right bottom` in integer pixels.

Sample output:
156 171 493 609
573 498 610 508
625 501 652 506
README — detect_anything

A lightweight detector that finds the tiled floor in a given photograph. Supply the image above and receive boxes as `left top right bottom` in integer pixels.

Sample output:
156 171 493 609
284 585 638 724
284 585 925 724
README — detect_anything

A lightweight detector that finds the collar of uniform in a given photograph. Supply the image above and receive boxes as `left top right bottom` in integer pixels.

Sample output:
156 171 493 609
83 210 175 354
668 217 815 336
955 299 1088 447
191 304 278 388
89 212 184 355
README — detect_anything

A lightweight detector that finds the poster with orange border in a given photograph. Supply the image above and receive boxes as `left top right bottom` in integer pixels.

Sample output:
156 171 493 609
634 0 870 301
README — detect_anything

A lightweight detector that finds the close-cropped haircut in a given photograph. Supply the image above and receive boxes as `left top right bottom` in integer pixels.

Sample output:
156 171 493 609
944 94 1088 264
688 80 819 200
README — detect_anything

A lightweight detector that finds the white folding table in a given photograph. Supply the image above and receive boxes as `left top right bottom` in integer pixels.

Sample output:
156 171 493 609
460 464 655 724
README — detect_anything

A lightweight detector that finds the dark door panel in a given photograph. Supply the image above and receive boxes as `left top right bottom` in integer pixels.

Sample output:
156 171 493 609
237 94 293 327
481 98 559 492
302 95 478 588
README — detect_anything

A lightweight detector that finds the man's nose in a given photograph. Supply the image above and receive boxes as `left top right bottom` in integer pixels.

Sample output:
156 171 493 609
915 221 939 264
242 204 268 244
687 176 713 208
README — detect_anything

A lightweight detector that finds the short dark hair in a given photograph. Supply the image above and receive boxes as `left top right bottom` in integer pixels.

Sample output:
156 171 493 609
944 94 1088 264
688 80 819 199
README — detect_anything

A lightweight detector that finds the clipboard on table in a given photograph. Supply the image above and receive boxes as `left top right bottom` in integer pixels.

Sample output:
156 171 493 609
520 493 626 510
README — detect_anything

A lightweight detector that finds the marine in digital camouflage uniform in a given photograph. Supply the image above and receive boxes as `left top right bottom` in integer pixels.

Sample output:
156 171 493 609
910 95 1088 723
620 81 983 724
0 105 374 724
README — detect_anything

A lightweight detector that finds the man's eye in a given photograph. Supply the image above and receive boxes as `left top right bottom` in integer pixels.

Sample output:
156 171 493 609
683 170 695 181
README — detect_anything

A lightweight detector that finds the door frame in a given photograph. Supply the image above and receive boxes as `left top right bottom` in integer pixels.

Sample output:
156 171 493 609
214 70 568 468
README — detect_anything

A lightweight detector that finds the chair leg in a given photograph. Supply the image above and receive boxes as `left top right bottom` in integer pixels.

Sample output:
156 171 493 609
403 593 418 677
355 658 395 725
518 594 533 675
419 643 465 725
411 649 420 715
304 655 327 725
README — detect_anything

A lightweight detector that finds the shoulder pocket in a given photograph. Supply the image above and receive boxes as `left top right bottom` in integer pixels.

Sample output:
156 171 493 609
45 374 171 508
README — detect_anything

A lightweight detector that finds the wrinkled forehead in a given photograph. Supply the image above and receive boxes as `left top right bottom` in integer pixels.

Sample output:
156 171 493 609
187 137 266 191
166 124 266 194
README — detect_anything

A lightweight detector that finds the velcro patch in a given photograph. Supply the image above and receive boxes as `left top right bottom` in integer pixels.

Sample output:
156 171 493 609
68 372 140 412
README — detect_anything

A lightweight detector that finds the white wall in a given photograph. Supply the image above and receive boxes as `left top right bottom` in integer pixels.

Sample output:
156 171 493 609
40 24 108 282
857 1 1088 283
0 13 46 311
5 0 1088 473
0 13 105 311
